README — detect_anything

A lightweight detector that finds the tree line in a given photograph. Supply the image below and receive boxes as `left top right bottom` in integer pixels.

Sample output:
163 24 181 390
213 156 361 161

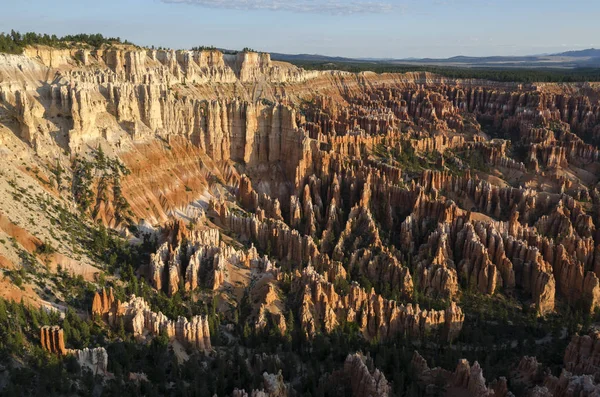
0 30 134 54
289 59 600 83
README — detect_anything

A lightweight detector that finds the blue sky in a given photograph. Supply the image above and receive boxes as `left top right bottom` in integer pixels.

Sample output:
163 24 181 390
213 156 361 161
1 0 598 58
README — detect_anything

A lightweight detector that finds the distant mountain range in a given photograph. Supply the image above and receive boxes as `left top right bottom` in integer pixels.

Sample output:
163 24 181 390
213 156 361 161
270 49 600 69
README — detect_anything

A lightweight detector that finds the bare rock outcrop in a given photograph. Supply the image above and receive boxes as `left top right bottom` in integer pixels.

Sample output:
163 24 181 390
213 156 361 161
147 224 239 295
40 326 109 375
412 351 511 396
232 371 289 397
40 325 66 355
295 266 463 341
73 347 109 375
343 353 390 397
563 331 600 378
91 291 212 352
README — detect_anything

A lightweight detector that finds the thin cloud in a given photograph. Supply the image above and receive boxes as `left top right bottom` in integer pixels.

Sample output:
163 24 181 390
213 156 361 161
161 0 397 15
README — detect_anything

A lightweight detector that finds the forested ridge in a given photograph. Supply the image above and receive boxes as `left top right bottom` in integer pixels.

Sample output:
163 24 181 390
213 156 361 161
287 59 600 82
0 30 133 54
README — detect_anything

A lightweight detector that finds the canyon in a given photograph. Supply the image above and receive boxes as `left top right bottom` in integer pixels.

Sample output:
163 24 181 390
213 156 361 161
1 42 600 396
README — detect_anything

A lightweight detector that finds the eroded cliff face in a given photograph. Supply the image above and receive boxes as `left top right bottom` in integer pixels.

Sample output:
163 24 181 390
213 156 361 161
40 325 67 355
3 44 600 395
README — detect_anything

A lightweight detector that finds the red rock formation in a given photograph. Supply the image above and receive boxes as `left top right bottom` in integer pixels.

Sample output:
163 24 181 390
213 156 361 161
40 326 66 355
92 287 116 319
7 49 600 382
295 266 463 341
214 200 319 266
147 225 241 295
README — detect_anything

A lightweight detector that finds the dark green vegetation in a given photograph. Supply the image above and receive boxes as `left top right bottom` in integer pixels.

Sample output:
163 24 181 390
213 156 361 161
191 46 258 54
0 30 133 54
0 285 592 397
288 59 600 83
371 142 490 179
372 142 443 178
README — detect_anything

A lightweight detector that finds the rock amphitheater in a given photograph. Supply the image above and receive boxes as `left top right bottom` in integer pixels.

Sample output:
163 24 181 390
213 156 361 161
1 44 600 396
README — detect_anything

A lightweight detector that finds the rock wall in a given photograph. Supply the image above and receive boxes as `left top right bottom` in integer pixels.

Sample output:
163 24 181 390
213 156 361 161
147 222 230 295
73 347 109 375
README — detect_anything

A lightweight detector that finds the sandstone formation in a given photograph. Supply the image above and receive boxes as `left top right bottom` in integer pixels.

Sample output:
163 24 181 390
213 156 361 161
148 222 223 295
512 354 600 397
294 266 463 341
3 45 599 320
563 331 600 378
92 286 116 319
73 347 109 375
251 272 288 336
343 353 391 397
145 219 276 296
412 351 511 396
509 331 600 396
40 325 66 355
4 42 600 395
92 288 212 351
40 326 108 374
232 371 289 397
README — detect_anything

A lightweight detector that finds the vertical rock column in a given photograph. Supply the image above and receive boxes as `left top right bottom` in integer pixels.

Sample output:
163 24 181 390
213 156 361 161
40 325 66 355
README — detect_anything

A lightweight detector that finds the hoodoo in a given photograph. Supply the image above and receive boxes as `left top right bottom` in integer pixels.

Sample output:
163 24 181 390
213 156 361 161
1 15 600 395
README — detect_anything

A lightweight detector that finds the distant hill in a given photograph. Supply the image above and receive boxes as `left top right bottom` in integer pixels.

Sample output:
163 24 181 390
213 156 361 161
270 52 357 63
552 48 600 58
271 48 600 69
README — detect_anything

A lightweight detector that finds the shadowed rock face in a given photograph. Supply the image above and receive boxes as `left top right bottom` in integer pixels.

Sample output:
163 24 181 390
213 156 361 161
232 370 290 397
563 332 600 377
506 332 600 397
73 348 109 375
343 353 391 397
412 351 510 397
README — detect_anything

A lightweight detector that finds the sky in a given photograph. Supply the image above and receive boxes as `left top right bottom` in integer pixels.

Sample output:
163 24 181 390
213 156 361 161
1 0 599 59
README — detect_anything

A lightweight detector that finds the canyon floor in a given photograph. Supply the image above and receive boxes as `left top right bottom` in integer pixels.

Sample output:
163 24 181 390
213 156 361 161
1 42 600 397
